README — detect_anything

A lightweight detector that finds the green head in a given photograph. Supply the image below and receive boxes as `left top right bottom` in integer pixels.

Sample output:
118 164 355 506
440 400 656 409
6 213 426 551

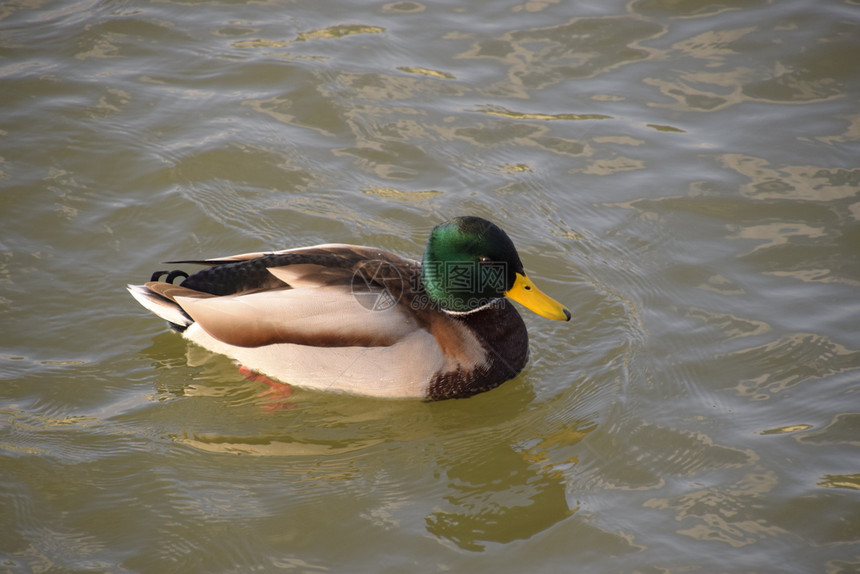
422 216 571 321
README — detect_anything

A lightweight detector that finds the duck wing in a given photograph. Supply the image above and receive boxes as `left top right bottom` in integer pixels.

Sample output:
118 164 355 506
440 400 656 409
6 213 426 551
131 244 424 349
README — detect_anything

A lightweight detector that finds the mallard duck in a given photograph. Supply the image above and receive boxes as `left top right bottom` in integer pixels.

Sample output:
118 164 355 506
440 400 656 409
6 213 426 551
128 216 570 400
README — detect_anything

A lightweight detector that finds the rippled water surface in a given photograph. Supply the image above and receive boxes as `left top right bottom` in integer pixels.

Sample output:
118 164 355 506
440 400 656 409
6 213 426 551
2 0 859 572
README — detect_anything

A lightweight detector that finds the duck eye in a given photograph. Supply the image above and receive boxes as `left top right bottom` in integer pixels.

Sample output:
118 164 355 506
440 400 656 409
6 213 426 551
478 256 491 263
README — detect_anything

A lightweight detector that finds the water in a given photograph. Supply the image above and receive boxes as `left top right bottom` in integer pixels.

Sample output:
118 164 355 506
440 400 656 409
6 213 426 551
1 0 859 571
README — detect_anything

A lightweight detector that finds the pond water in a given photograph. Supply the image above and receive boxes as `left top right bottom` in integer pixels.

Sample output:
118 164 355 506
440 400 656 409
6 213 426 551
1 0 859 572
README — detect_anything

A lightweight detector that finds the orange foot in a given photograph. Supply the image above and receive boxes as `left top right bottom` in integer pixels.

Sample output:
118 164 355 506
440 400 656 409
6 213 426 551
238 365 295 407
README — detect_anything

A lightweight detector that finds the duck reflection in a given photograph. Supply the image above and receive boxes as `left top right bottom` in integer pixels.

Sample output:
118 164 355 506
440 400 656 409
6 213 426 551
139 332 594 550
426 424 591 551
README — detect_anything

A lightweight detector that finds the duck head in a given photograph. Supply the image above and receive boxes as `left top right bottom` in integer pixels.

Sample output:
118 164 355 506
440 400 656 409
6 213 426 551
421 216 571 321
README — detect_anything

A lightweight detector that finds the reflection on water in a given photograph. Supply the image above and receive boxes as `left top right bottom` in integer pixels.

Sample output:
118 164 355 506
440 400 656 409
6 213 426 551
644 469 784 549
724 154 860 203
426 429 581 551
1 0 859 571
459 16 664 95
731 333 859 400
144 346 602 551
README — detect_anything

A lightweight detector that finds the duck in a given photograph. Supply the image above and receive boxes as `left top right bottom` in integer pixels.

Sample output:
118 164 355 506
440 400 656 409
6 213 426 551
128 216 570 400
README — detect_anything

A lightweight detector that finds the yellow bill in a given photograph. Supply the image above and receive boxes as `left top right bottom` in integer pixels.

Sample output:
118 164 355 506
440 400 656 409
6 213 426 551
505 272 571 321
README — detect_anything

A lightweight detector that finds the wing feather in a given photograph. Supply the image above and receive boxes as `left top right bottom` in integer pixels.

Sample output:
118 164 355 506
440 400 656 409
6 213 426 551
175 286 419 348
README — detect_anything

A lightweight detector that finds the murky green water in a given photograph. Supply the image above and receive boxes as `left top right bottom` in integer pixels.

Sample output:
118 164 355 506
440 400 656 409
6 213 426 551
2 0 859 572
